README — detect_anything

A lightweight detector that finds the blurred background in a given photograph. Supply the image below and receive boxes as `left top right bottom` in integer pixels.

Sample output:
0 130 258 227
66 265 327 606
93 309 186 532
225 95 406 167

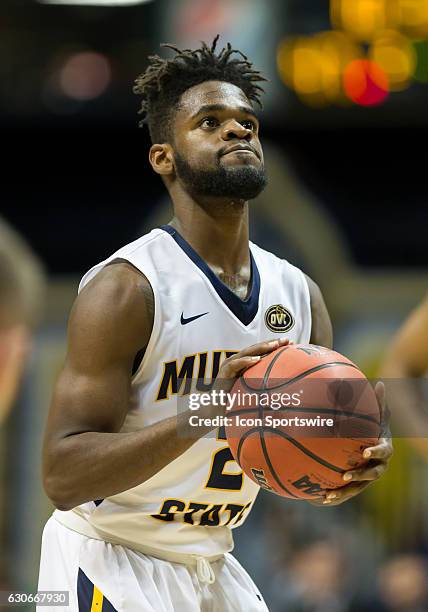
1 0 428 610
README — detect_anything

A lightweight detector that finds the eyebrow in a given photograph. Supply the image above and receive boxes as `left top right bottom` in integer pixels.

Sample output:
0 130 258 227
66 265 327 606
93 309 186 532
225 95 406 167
190 104 259 121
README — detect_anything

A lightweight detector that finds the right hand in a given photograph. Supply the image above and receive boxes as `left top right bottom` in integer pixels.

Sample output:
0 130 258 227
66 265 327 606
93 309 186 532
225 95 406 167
215 337 293 395
186 338 293 428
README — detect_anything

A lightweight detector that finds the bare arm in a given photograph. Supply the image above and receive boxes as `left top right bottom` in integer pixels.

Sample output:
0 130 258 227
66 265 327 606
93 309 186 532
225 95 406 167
0 325 30 424
381 294 428 457
382 294 428 377
43 262 282 511
305 274 333 349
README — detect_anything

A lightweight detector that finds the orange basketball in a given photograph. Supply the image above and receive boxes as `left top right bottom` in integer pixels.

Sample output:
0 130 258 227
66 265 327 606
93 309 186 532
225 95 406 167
225 344 382 500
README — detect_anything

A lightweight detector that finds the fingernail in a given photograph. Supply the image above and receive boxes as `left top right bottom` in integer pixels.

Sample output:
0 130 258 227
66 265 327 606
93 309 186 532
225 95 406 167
268 340 279 347
343 473 352 481
251 356 261 361
323 499 332 505
363 450 371 459
327 492 337 500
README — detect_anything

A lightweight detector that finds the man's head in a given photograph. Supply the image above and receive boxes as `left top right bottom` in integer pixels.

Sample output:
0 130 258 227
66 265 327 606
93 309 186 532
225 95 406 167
134 37 268 202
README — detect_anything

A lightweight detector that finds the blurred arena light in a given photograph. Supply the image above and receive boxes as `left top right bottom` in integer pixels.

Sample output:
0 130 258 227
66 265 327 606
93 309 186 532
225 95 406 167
413 39 428 81
42 49 112 114
399 0 428 36
330 0 399 42
277 32 361 107
59 51 111 100
331 0 428 40
370 30 416 90
278 1 428 107
343 59 390 105
38 0 152 5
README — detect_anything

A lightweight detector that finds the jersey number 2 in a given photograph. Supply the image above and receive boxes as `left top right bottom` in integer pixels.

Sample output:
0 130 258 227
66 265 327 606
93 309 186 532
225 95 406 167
205 447 243 491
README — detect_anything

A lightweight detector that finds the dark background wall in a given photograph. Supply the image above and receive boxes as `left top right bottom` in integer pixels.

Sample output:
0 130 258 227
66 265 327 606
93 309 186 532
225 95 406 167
1 0 427 274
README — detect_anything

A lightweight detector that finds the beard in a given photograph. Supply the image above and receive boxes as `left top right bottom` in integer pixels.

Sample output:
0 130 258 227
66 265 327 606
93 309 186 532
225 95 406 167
174 152 268 201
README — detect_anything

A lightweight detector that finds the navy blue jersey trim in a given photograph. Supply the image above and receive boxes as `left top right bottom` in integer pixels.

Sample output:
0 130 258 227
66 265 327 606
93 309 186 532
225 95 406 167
160 225 260 326
77 568 93 611
77 568 117 611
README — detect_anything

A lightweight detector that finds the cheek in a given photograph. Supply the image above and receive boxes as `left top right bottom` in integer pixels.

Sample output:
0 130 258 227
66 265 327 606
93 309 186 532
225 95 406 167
179 134 218 167
256 139 264 162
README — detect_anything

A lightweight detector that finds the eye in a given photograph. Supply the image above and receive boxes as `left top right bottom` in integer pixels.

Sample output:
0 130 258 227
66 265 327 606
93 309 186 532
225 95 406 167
200 117 219 129
241 120 257 131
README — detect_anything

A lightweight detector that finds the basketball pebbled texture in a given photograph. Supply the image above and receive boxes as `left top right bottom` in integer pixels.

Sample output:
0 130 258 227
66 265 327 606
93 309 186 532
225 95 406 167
226 344 382 500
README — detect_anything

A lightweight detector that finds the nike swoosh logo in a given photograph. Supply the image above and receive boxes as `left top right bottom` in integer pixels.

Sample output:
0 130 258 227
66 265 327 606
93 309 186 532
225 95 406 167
181 312 209 325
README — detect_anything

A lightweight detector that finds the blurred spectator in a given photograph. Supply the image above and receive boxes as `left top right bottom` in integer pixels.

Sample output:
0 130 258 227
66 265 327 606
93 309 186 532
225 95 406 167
0 217 44 592
377 554 428 612
0 217 44 423
355 554 428 612
269 538 353 612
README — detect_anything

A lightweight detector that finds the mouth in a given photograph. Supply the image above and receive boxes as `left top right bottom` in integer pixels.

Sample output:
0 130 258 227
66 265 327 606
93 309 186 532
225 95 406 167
221 145 259 159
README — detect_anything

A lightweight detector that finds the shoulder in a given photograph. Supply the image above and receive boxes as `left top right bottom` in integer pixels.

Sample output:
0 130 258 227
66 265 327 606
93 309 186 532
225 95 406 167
304 274 323 306
79 260 153 309
250 241 305 277
79 228 167 292
250 242 311 302
70 262 154 360
249 243 333 347
250 241 283 264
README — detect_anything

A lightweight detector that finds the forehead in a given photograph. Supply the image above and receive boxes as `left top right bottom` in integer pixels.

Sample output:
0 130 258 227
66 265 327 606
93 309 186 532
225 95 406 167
177 81 252 118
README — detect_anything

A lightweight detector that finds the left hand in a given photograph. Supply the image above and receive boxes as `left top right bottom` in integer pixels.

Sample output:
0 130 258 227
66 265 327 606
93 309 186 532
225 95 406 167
310 381 393 507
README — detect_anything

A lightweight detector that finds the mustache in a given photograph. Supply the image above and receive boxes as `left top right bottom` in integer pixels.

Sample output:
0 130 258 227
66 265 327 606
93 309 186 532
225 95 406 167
217 143 261 161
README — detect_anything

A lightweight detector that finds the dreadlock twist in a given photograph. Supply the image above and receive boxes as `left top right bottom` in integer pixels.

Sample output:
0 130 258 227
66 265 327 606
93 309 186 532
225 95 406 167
133 35 267 143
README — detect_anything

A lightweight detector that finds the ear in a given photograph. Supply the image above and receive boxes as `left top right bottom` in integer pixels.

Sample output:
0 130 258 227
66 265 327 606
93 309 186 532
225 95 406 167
149 144 174 176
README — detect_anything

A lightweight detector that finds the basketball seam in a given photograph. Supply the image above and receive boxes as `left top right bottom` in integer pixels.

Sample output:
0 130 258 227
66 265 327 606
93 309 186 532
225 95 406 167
262 427 346 474
260 355 304 498
262 347 290 387
236 428 299 498
235 355 363 500
241 361 360 392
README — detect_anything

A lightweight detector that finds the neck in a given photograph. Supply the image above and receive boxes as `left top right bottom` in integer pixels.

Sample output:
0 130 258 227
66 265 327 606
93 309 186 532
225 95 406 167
167 186 251 275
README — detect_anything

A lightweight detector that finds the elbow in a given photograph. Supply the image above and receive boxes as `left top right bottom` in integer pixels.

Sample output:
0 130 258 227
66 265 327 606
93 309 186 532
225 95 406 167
52 501 74 512
43 440 80 511
43 472 76 512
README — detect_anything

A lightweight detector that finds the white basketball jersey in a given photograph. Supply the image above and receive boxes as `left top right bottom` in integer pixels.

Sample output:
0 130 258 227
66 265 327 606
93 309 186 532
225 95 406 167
55 226 312 559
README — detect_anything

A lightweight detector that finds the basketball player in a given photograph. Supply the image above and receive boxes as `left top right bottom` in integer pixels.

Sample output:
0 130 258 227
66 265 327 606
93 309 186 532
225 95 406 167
382 294 428 457
0 218 44 425
38 38 392 611
0 218 44 586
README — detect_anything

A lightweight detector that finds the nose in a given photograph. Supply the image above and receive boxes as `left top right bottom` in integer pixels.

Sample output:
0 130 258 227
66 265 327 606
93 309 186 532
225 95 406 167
221 119 252 141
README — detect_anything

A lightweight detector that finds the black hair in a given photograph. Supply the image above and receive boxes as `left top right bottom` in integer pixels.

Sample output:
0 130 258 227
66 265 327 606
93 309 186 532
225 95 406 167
133 35 267 143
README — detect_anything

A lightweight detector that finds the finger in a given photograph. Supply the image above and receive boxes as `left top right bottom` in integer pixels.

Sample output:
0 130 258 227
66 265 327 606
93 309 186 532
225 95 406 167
322 481 369 505
374 381 386 423
221 355 264 378
231 338 290 360
362 439 393 461
308 497 329 507
342 461 387 483
233 339 279 359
